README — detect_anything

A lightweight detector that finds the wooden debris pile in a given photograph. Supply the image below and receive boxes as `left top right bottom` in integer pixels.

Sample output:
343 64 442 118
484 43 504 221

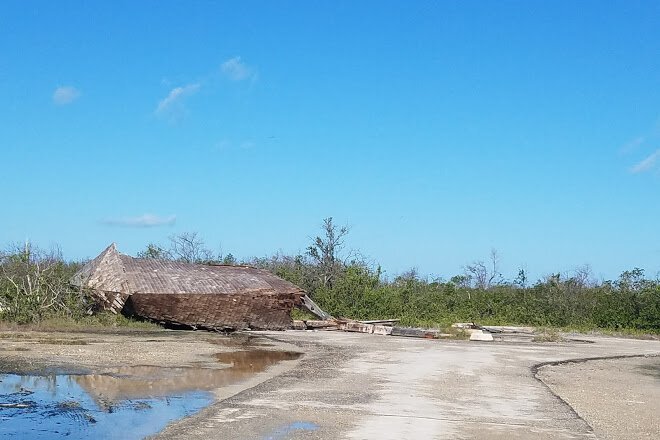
291 319 537 341
452 323 536 342
293 298 537 342
293 319 456 339
292 318 399 335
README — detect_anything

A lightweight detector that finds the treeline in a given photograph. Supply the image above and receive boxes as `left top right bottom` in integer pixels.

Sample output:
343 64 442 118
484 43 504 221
249 251 660 332
1 218 659 331
247 219 659 331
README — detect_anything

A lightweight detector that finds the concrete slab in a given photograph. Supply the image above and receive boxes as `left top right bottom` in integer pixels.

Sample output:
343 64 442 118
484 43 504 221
469 329 494 341
157 332 660 440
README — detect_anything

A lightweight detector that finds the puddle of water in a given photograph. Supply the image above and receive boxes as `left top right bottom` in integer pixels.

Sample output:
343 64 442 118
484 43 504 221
638 360 660 380
264 421 320 440
0 374 212 439
0 349 301 439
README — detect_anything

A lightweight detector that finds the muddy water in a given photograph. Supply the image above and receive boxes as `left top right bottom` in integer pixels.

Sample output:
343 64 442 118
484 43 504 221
0 349 301 439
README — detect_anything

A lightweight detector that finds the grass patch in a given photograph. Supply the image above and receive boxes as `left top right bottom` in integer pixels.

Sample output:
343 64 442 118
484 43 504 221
0 313 161 332
533 329 564 343
443 326 470 340
290 308 319 321
560 325 660 340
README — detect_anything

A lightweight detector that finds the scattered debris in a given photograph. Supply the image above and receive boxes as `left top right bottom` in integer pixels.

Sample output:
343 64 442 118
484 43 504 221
452 322 538 342
359 319 400 325
481 325 535 334
469 330 494 342
391 327 444 338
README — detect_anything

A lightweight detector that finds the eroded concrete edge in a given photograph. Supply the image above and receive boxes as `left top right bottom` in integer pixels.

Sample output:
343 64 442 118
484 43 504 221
531 353 660 437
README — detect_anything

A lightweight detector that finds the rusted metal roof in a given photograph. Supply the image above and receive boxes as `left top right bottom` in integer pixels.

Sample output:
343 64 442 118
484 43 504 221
72 243 305 297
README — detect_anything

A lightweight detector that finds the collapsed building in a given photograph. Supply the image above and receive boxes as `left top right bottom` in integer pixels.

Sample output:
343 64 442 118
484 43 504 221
71 244 328 331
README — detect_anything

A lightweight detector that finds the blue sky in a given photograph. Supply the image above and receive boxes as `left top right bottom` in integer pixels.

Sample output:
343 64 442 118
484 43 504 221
1 1 659 282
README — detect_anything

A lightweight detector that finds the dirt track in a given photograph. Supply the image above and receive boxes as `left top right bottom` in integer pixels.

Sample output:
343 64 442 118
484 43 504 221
1 329 659 439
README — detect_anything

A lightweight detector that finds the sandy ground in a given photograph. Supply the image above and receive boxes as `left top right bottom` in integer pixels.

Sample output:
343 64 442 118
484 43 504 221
0 329 297 372
1 328 659 439
538 356 660 440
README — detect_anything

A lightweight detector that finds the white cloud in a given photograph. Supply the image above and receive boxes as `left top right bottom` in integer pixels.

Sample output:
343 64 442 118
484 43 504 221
102 214 176 228
221 57 255 81
630 149 660 174
155 83 200 116
620 136 646 154
53 86 81 105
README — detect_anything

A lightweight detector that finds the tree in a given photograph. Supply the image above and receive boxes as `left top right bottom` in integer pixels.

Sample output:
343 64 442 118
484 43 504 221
136 243 170 260
514 268 528 288
168 232 216 263
464 249 502 289
136 232 217 264
307 217 349 288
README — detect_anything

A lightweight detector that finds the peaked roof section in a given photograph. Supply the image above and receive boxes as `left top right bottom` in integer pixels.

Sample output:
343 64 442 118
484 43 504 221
71 243 128 293
73 244 305 296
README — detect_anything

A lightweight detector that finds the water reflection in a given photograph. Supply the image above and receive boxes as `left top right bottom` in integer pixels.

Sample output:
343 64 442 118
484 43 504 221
0 349 302 439
75 350 301 403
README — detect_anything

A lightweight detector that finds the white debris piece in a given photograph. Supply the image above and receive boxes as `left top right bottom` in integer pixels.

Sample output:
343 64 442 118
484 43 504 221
469 330 494 342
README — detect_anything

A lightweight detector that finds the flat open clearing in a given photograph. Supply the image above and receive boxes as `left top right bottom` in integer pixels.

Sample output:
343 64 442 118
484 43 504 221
160 331 660 440
1 329 658 439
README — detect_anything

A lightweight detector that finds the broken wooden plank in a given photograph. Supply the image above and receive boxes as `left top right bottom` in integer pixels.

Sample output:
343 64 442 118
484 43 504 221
391 327 442 339
481 325 535 334
359 319 399 326
303 320 340 329
372 324 393 336
340 322 375 334
299 295 333 320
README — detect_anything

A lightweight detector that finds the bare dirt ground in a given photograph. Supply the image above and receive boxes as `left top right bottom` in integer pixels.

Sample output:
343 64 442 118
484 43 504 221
1 328 659 439
0 329 293 372
538 356 660 440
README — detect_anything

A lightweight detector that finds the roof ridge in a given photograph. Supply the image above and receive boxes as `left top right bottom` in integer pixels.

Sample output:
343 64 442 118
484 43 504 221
71 243 128 288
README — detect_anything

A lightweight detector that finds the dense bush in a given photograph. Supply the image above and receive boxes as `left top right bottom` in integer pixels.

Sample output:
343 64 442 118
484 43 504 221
0 244 89 324
250 219 660 331
2 221 658 332
259 259 660 331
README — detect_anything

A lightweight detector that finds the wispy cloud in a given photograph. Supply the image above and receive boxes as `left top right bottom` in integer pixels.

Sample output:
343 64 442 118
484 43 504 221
101 214 176 228
155 83 200 116
620 118 660 173
221 57 256 81
630 149 660 174
620 136 646 154
53 86 81 105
